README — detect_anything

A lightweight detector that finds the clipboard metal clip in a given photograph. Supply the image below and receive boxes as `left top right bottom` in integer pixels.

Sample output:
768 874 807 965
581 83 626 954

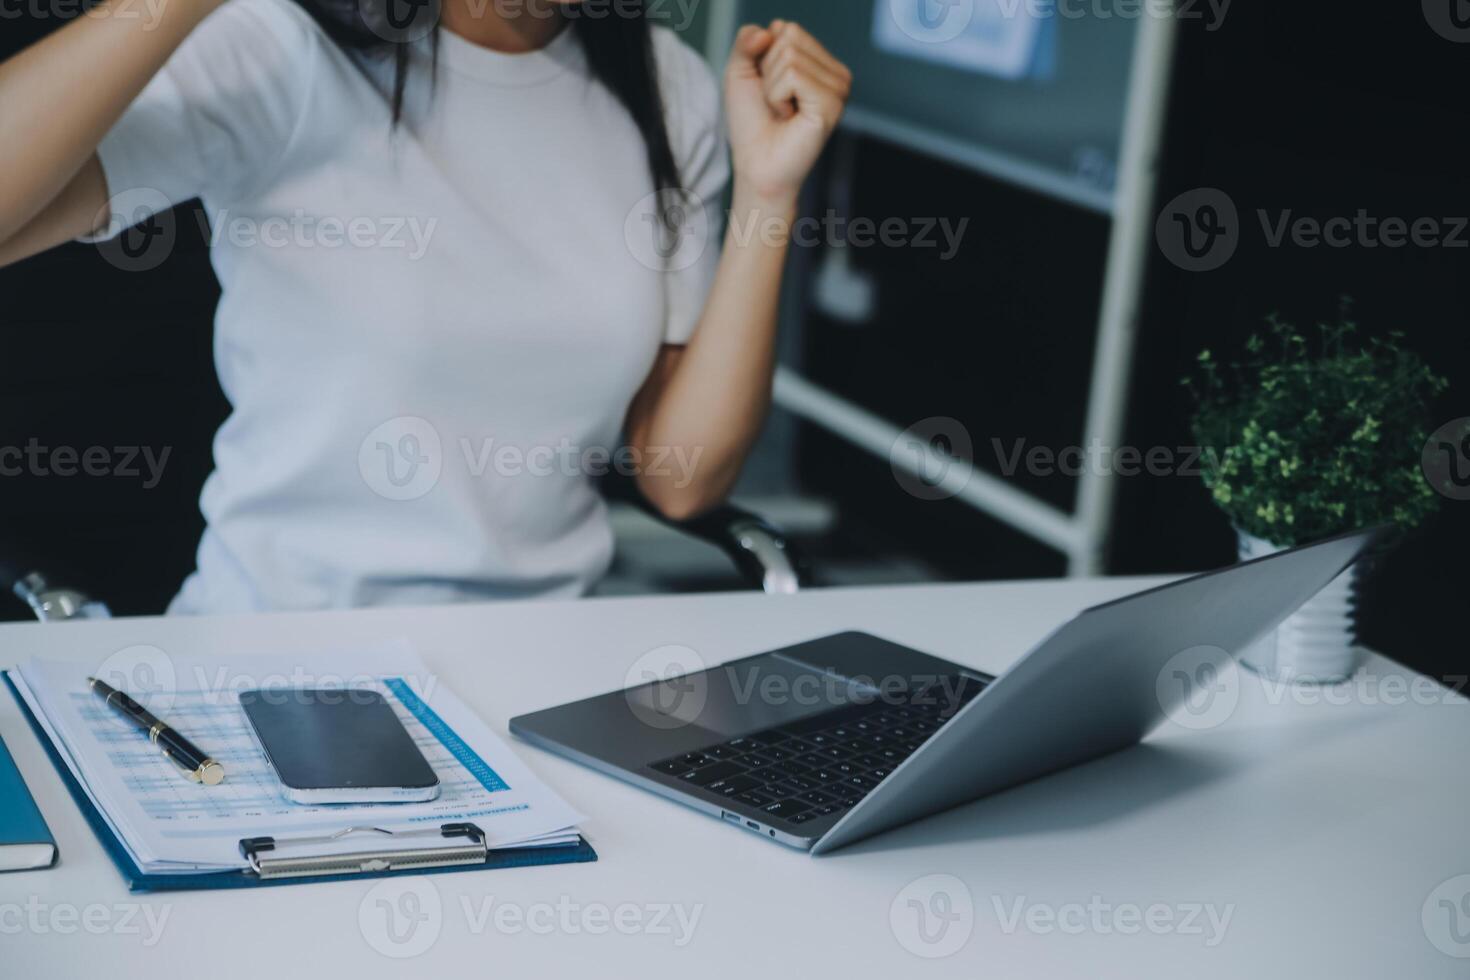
239 823 488 880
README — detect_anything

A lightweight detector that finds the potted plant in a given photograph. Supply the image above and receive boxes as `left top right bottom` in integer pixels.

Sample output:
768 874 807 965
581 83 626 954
1184 302 1448 682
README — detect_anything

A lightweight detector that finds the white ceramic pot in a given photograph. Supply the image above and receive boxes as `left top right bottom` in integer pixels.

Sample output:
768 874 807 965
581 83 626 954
1236 531 1363 683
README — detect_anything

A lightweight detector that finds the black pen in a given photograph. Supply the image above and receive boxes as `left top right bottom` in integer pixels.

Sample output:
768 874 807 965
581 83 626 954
87 677 225 786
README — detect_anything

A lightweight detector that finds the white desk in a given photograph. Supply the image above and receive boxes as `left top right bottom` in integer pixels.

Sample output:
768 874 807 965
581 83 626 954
3 580 1467 978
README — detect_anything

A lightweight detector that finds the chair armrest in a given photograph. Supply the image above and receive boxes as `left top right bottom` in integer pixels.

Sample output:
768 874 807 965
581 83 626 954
0 559 111 622
664 504 812 595
605 477 813 594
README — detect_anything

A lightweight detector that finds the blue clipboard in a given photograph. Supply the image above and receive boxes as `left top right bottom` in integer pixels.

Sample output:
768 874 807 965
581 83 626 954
4 671 596 893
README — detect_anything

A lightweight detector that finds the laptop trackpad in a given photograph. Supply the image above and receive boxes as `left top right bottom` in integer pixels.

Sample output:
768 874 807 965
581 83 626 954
626 654 861 739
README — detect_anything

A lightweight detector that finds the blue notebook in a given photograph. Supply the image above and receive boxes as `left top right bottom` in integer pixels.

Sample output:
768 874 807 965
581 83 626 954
0 724 58 873
4 672 595 892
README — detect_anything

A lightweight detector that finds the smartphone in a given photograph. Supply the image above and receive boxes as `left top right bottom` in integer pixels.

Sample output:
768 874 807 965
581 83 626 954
239 689 441 805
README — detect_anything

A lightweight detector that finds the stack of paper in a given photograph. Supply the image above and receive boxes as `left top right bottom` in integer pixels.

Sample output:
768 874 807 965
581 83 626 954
11 648 584 875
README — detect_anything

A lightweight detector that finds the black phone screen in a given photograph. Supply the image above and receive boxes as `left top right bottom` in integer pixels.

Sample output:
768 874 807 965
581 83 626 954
239 689 439 794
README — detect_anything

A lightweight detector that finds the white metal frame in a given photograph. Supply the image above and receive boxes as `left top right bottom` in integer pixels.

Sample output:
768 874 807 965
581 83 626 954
702 3 1180 576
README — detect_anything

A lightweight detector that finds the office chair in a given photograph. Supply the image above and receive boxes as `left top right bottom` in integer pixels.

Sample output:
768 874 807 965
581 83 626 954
0 483 811 623
3 186 811 623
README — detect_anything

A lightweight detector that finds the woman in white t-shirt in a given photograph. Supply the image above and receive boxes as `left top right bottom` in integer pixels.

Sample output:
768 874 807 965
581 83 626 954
0 0 851 614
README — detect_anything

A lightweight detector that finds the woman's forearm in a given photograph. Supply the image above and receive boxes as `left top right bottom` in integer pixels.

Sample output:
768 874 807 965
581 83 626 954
627 21 850 519
0 0 221 247
629 187 797 519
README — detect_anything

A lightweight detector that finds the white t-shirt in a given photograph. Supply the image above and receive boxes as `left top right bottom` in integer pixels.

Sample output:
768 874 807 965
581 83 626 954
87 0 730 614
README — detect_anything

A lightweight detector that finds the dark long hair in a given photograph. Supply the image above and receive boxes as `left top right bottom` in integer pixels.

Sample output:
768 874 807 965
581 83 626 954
291 0 682 196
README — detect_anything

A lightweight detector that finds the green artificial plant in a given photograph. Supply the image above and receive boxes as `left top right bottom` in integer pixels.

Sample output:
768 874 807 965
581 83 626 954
1184 301 1447 547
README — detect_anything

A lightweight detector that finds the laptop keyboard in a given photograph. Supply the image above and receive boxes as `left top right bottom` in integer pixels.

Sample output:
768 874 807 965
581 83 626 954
648 675 987 828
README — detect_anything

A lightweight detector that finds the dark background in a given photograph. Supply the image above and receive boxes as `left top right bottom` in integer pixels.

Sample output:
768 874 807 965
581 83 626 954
2 4 1465 681
796 3 1469 683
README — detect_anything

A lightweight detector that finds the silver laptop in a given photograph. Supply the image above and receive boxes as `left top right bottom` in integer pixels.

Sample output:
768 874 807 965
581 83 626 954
511 528 1382 854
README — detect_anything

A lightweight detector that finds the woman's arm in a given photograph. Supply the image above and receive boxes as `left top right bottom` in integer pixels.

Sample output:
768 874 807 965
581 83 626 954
626 20 851 520
0 0 222 263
